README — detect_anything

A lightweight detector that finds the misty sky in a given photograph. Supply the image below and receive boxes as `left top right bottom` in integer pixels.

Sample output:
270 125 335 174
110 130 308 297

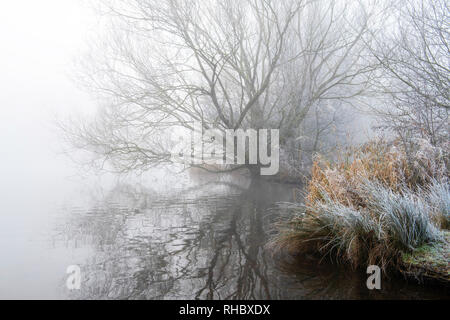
0 1 98 298
0 1 96 199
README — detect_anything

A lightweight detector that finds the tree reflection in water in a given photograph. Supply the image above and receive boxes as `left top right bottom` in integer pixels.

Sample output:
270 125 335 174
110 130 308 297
55 177 449 300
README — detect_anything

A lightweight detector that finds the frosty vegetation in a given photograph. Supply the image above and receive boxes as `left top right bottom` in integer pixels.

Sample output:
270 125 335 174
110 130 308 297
61 0 449 280
272 139 449 280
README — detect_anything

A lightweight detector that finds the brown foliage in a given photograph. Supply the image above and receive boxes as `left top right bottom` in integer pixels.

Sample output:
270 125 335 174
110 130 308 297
306 139 448 208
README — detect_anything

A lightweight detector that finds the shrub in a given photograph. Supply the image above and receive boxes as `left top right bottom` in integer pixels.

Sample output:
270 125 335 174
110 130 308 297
306 139 448 208
271 139 448 271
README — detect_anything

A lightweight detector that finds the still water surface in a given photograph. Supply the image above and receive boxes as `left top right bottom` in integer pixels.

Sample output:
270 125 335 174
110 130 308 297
45 172 448 300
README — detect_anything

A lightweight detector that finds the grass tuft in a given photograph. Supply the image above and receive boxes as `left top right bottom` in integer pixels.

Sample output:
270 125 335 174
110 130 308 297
271 139 449 273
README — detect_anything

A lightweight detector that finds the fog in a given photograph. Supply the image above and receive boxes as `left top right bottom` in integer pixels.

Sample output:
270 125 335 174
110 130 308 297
0 0 98 298
0 0 446 301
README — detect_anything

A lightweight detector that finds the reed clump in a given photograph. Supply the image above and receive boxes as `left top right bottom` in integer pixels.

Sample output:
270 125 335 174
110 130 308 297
272 139 449 274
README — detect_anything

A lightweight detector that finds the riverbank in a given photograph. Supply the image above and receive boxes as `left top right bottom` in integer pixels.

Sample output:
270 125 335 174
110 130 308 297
271 139 449 286
400 231 449 285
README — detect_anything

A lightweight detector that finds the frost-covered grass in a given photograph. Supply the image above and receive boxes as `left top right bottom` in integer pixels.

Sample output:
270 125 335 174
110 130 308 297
425 180 450 229
271 139 449 272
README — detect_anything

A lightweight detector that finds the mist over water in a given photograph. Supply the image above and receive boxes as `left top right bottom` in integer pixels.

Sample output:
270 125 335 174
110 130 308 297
0 0 95 298
0 1 447 300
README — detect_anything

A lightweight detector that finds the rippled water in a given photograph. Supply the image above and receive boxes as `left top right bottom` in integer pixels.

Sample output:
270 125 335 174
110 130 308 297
47 174 448 300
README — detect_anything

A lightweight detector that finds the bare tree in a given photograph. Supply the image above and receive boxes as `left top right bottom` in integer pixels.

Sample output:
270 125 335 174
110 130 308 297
67 0 383 175
372 0 449 147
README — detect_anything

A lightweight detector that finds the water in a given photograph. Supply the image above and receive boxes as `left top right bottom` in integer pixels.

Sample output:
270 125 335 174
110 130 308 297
37 172 447 300
0 1 446 301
